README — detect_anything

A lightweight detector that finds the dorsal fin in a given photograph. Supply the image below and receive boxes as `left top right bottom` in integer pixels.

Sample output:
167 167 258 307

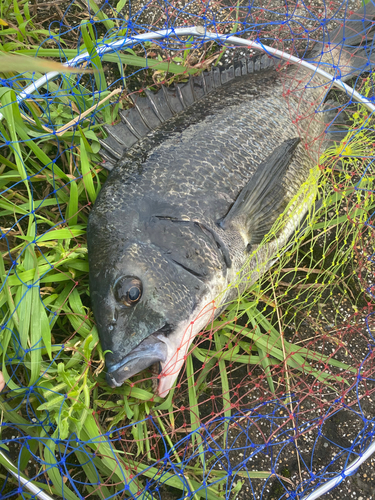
99 54 276 171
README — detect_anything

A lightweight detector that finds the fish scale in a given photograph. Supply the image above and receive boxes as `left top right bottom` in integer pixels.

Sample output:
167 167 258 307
88 4 375 396
99 75 297 223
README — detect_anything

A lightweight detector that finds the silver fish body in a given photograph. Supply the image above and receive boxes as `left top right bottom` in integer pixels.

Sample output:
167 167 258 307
87 4 375 396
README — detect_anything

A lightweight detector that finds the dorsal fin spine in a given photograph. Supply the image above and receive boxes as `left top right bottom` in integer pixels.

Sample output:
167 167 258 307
144 89 165 121
176 85 187 108
201 71 208 94
99 137 122 159
120 109 143 140
99 55 270 168
161 86 177 115
129 96 153 133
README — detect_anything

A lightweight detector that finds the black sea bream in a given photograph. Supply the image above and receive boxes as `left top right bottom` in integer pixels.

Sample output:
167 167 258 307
87 5 375 396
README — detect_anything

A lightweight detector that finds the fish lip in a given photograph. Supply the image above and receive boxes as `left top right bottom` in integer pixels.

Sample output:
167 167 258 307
105 334 168 388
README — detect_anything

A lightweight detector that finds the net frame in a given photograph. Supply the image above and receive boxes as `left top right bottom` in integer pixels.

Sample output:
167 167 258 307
0 1 375 499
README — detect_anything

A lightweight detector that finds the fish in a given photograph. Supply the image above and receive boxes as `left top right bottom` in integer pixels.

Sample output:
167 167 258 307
87 4 375 397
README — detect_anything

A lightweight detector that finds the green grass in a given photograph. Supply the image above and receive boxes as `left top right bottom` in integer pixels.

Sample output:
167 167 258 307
0 4 374 498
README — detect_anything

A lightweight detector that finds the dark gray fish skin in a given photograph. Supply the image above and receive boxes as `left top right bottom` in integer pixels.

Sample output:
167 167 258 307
88 70 315 394
87 4 375 396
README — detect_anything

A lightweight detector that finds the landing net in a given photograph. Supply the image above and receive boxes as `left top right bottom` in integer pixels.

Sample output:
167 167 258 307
0 1 374 499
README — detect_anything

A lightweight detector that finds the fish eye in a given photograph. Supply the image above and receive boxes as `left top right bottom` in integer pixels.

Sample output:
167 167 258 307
114 276 143 307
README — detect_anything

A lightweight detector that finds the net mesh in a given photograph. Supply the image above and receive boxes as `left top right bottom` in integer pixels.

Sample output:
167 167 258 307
0 0 375 499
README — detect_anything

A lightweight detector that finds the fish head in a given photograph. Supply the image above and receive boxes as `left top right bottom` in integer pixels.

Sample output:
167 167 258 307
89 236 216 396
88 179 229 397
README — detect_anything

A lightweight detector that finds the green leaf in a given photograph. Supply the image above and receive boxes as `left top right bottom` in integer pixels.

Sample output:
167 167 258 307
67 179 79 226
84 129 101 153
186 355 205 468
82 414 140 495
75 448 113 499
68 288 85 316
18 227 85 243
87 0 115 30
40 298 52 359
80 136 97 203
214 332 231 438
44 440 82 500
116 0 128 12
29 279 45 385
102 52 197 75
80 20 110 123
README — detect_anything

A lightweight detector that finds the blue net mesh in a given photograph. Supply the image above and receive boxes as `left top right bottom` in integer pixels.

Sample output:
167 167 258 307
1 0 375 499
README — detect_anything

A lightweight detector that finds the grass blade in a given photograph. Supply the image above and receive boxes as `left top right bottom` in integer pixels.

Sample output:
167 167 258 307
214 332 231 439
80 136 97 203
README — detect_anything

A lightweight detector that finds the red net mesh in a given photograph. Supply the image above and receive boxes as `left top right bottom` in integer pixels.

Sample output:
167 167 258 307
0 1 375 499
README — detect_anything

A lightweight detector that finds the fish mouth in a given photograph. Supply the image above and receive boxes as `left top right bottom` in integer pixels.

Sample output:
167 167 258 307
106 333 168 388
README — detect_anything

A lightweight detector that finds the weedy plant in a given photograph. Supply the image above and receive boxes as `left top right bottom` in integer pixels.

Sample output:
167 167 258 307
0 1 375 498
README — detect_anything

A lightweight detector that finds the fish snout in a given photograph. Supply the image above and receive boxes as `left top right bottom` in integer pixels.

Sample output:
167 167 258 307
105 335 168 388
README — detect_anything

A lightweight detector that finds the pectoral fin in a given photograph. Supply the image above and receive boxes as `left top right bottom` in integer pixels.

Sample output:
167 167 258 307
219 137 301 247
